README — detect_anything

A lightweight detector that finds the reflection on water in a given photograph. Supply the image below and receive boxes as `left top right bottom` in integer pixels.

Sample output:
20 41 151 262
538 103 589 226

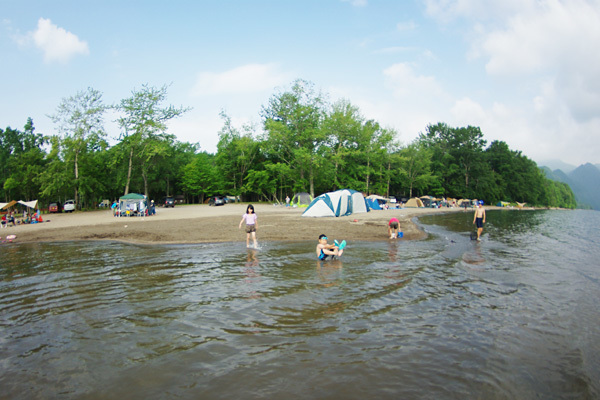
1 210 599 399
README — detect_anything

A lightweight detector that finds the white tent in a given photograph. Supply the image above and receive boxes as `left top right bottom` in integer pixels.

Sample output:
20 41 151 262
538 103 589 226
302 189 368 217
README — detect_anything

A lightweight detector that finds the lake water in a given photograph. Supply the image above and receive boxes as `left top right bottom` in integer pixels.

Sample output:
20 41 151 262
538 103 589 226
1 210 599 399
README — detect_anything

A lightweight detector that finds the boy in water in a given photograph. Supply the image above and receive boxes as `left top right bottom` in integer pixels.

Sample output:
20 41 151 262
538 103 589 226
473 202 486 241
316 234 345 260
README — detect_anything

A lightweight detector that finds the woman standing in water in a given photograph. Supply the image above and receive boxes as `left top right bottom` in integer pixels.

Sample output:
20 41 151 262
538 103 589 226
239 204 258 248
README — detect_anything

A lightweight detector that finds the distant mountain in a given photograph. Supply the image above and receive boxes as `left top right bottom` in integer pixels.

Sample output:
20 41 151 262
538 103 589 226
542 163 600 210
541 167 570 184
538 159 577 174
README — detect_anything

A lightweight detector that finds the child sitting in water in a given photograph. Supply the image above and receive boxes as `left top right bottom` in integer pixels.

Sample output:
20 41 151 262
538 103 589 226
316 234 346 260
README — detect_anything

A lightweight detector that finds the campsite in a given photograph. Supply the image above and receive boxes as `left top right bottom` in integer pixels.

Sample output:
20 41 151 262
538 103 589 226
2 201 459 245
1 199 45 226
3 189 522 246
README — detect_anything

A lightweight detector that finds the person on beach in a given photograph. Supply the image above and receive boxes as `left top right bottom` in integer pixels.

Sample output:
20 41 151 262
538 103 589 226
239 204 258 248
388 217 401 239
316 234 343 260
473 202 486 241
111 200 118 217
285 195 290 207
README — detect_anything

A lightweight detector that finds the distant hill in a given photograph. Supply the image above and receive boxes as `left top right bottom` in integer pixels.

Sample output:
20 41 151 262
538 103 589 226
541 163 600 210
538 159 577 174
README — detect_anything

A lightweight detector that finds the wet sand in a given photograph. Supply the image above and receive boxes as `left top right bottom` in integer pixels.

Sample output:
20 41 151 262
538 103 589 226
3 204 498 245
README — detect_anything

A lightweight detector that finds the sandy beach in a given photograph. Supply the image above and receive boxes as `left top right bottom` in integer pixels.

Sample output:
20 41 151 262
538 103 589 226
3 203 496 245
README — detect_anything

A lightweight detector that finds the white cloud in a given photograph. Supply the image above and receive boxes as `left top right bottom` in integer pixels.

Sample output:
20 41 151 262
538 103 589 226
481 1 600 76
422 0 600 163
25 18 89 63
478 1 600 123
424 0 531 23
383 62 444 98
191 63 291 96
451 97 486 124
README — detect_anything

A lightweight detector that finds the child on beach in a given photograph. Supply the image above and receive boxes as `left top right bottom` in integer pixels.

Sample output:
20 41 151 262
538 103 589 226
388 217 401 239
316 234 345 260
239 204 258 248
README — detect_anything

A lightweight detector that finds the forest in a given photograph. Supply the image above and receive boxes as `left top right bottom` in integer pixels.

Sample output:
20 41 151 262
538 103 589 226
0 79 576 210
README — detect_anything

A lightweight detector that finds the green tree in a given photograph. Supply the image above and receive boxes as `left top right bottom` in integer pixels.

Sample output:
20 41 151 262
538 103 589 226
323 99 363 190
419 123 487 198
262 79 326 197
50 88 107 208
215 111 259 199
38 135 71 203
116 84 190 197
398 142 435 198
1 120 47 202
180 152 218 203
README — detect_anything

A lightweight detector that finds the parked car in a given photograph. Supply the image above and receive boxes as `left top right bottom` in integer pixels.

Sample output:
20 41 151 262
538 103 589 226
49 202 62 213
64 200 75 213
163 196 175 207
208 196 226 206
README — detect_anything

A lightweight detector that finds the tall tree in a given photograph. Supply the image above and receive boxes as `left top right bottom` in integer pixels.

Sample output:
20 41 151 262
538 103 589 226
262 79 326 197
398 142 435 198
419 123 486 198
323 99 363 190
116 84 190 197
50 88 107 208
215 111 259 198
180 152 218 204
1 120 47 202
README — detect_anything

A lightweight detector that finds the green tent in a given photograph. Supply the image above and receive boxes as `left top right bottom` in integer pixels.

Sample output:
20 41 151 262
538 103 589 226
119 193 145 200
118 193 147 216
292 192 312 207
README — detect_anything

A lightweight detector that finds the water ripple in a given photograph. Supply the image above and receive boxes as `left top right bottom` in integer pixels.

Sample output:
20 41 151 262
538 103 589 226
1 211 599 399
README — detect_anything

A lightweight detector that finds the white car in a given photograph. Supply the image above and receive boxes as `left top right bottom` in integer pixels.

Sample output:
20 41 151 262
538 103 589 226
64 200 75 212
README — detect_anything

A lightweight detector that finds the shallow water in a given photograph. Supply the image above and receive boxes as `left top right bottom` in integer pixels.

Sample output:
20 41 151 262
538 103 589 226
1 210 599 399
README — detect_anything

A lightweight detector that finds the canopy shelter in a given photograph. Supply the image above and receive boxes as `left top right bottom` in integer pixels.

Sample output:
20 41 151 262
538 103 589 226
302 189 369 218
457 199 474 207
420 196 434 207
0 200 18 210
18 200 39 210
118 193 147 217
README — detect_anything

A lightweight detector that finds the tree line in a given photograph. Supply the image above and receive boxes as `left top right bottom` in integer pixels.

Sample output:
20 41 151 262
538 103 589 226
0 79 576 210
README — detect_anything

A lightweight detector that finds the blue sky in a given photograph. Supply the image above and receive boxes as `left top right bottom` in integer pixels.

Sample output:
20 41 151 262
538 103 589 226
1 0 599 166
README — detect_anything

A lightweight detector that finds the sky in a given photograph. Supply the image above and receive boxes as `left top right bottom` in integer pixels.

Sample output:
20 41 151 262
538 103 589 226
1 0 599 167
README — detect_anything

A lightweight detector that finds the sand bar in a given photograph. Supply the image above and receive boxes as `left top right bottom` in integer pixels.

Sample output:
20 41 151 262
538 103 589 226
3 204 500 245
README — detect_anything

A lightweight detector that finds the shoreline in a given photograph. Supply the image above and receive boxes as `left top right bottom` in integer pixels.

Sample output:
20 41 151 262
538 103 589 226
2 204 530 245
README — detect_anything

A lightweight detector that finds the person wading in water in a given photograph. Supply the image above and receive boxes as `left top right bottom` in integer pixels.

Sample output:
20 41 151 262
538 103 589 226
473 202 486 241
